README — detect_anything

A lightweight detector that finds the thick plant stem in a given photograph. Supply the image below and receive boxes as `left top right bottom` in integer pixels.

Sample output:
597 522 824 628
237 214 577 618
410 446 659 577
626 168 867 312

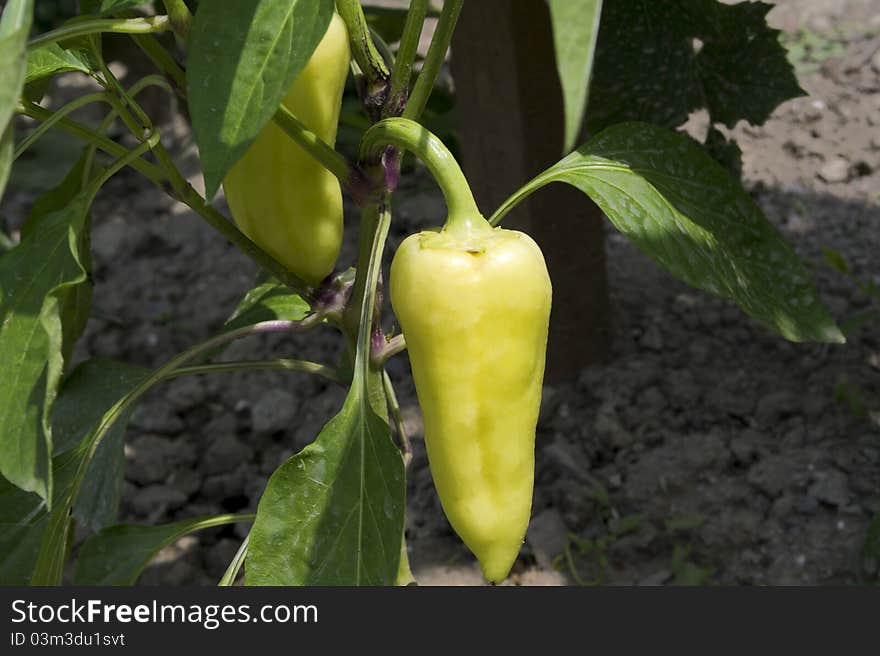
403 0 463 121
27 16 171 49
345 201 392 419
273 104 355 188
161 0 192 38
335 0 390 84
361 118 482 224
383 0 429 118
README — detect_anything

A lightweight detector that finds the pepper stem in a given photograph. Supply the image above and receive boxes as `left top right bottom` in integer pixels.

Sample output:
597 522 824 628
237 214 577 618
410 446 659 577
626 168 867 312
360 118 488 234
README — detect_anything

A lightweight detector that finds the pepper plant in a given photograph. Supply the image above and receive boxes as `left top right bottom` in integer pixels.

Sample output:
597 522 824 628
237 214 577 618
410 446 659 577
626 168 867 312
0 0 844 586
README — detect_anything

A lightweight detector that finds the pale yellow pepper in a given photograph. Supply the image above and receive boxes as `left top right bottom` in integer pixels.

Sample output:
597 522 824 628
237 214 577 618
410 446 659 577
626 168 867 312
223 13 350 286
390 214 552 583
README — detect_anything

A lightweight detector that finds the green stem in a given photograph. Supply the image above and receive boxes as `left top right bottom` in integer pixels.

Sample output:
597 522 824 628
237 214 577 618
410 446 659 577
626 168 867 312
383 371 411 467
350 202 391 381
16 101 166 185
27 16 171 49
218 534 250 586
161 0 192 39
360 118 482 227
167 359 342 385
374 333 406 364
351 201 392 419
130 34 187 91
403 0 463 121
14 92 112 160
86 131 160 199
384 0 428 118
488 169 558 226
83 76 171 189
73 317 323 512
176 182 316 299
97 57 153 138
369 27 395 68
335 0 390 84
273 104 355 186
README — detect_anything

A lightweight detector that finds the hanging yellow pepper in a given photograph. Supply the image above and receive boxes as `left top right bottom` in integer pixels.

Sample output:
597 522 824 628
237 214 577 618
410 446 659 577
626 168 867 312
371 119 552 583
223 13 350 286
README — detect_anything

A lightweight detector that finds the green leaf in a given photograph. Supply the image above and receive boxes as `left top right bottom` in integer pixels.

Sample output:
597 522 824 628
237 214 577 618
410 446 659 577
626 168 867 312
0 0 34 201
25 152 94 368
0 443 91 584
0 517 50 584
587 0 804 134
187 0 335 198
196 275 310 362
21 150 90 241
73 514 248 585
223 276 310 333
0 192 92 500
493 122 845 344
684 1 806 129
703 126 743 176
53 358 149 530
25 43 91 85
247 380 405 585
548 0 603 152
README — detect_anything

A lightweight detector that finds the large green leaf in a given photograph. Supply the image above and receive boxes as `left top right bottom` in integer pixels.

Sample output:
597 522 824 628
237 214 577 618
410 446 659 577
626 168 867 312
587 0 803 134
548 0 603 152
73 514 249 585
53 358 150 530
0 192 92 500
0 0 34 201
492 122 844 344
187 0 334 198
247 380 405 585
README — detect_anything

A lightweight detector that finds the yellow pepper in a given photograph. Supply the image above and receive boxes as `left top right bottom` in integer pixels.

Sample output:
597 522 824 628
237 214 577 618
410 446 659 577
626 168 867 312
390 213 552 583
223 13 350 286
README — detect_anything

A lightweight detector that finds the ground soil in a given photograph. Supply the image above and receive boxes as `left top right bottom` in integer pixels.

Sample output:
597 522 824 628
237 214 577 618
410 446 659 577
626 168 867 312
3 0 878 586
